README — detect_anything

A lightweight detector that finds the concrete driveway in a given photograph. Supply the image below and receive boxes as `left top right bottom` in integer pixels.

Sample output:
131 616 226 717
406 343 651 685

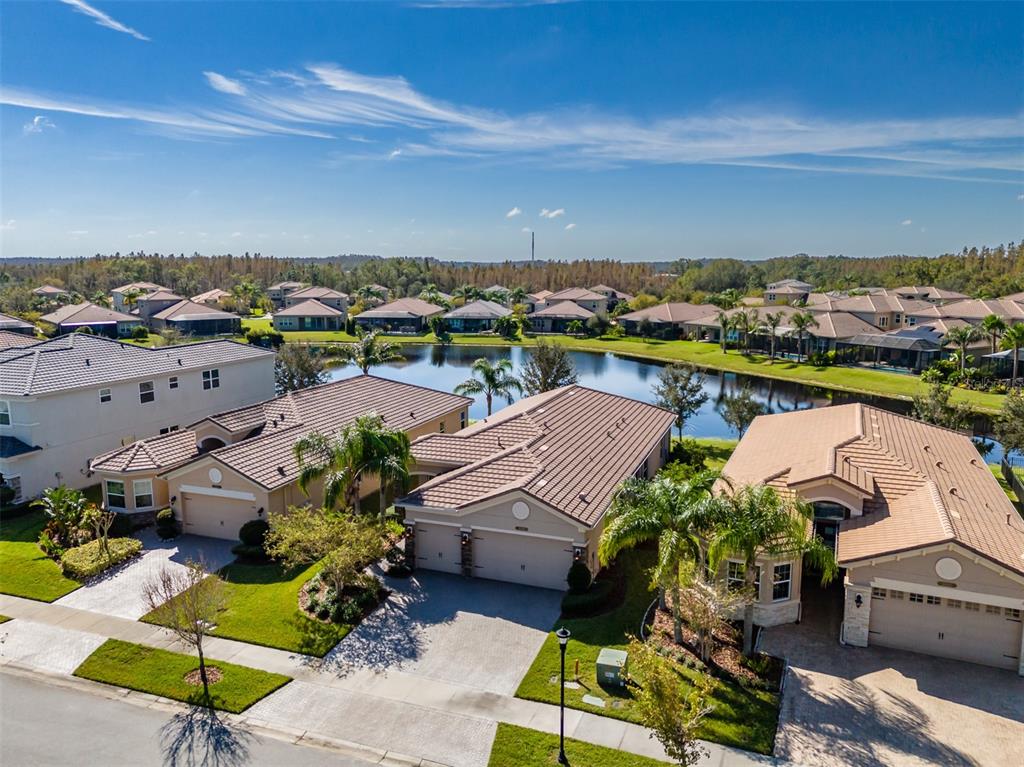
319 570 563 695
762 620 1024 767
55 531 235 620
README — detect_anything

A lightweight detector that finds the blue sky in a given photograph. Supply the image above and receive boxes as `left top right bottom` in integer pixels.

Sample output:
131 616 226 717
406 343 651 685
1 1 1022 261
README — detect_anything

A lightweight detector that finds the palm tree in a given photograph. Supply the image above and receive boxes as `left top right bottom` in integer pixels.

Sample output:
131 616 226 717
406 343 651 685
122 288 142 310
599 473 721 644
508 286 529 306
788 312 819 362
1000 324 1024 389
451 284 480 306
454 357 522 415
419 284 449 308
341 330 404 374
981 314 1007 355
232 280 261 315
715 310 735 353
738 309 759 353
710 484 837 655
293 413 411 514
493 313 521 340
356 285 386 304
944 325 983 374
762 311 784 361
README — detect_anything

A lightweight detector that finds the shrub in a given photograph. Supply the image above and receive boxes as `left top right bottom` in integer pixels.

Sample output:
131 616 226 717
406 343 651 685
155 508 179 540
238 519 270 547
109 512 134 538
0 484 15 506
131 325 149 340
245 327 284 348
38 530 65 560
330 596 363 624
60 537 142 579
566 560 592 594
231 543 270 562
561 577 617 617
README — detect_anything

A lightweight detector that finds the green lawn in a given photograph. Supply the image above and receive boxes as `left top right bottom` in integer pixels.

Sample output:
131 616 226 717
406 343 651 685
0 511 81 601
990 464 1022 508
74 639 291 713
143 560 353 657
515 548 778 755
488 723 669 767
689 437 738 472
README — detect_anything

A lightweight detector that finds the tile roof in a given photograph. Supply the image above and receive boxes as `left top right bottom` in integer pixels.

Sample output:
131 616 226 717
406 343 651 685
618 302 719 324
529 300 595 319
546 287 606 302
90 430 199 473
112 281 164 293
908 298 1024 323
589 285 632 299
0 330 39 350
402 386 675 527
885 286 968 301
0 312 35 332
139 289 184 303
184 375 471 490
0 333 274 397
286 286 349 301
719 404 1024 576
357 298 445 319
152 299 239 322
1002 291 1024 303
191 288 232 303
33 284 69 296
40 301 139 327
269 281 306 291
274 299 345 317
443 300 512 320
691 305 876 339
529 290 554 301
815 294 934 315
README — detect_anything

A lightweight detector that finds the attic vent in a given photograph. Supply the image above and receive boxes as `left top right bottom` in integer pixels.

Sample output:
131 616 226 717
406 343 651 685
177 358 183 366
409 411 415 418
579 493 589 503
923 444 931 452
935 460 944 470
85 358 90 366
948 486 961 497
277 466 286 475
497 437 503 448
607 430 614 439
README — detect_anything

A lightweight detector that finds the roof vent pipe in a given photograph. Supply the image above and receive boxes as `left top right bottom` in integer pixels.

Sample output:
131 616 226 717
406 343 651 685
85 358 90 366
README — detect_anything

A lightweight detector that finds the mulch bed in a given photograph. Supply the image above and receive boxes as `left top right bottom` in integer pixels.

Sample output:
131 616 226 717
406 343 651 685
298 577 389 625
184 666 223 686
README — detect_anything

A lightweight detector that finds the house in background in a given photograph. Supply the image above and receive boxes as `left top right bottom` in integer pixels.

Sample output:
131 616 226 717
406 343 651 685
808 294 934 331
0 312 37 336
33 285 71 304
272 299 346 331
884 286 969 305
0 330 39 350
529 300 595 333
397 385 674 590
523 290 553 313
543 287 609 315
151 300 241 336
720 404 1024 675
0 334 275 502
617 302 718 338
95 376 469 538
907 298 1024 328
354 298 444 333
136 289 185 322
112 281 166 312
283 286 349 314
191 288 232 307
443 300 511 332
267 281 307 307
589 284 634 311
40 302 142 338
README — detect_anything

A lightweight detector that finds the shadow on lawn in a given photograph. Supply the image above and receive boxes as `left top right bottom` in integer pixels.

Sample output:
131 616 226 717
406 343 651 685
159 704 252 767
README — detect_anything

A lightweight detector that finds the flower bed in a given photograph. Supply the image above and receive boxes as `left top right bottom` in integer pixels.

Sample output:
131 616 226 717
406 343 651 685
60 538 142 579
298 571 388 626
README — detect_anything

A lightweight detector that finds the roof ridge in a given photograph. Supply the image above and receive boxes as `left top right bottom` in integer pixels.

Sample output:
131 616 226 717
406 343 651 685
923 479 956 540
411 439 541 493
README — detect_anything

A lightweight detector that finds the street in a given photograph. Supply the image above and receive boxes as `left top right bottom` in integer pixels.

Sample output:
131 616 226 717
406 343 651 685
0 671 379 767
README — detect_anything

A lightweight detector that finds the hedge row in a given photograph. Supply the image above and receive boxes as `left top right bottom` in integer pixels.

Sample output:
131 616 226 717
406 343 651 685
60 538 142 579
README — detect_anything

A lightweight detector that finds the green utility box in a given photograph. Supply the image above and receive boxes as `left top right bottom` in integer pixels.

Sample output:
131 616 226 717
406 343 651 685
596 648 628 686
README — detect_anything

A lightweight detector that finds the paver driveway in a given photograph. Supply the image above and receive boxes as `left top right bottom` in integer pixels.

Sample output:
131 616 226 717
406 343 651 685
319 570 563 695
55 531 235 620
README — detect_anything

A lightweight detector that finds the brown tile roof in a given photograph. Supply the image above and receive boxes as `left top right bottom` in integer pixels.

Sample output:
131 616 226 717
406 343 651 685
152 299 239 322
1002 291 1024 303
91 430 199 473
33 284 70 296
139 289 184 303
546 287 606 302
112 281 165 293
529 300 595 319
443 300 511 320
402 386 675 527
691 305 876 339
287 286 349 301
269 281 306 291
183 375 471 490
40 301 139 327
618 303 719 324
191 288 231 303
719 404 1024 576
0 330 39 349
357 298 445 319
908 298 1024 323
885 286 968 301
818 294 934 315
274 299 345 317
529 290 554 301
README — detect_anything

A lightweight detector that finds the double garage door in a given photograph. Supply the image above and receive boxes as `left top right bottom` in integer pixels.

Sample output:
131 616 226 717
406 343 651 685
869 590 1022 671
182 493 260 540
415 522 573 591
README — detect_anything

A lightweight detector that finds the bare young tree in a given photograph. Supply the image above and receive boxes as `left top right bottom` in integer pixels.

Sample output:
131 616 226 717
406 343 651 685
143 560 226 702
83 506 116 559
676 571 744 663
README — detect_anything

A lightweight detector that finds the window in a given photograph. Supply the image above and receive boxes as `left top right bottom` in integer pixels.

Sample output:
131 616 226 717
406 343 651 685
878 316 888 327
889 590 904 600
926 595 941 605
894 313 902 325
871 588 886 600
106 479 126 508
0 400 9 426
133 479 154 508
460 410 467 429
909 593 924 603
1005 608 1022 619
99 388 111 403
169 376 179 389
139 381 155 404
726 561 745 591
963 601 980 612
159 425 180 435
439 422 446 433
907 316 918 326
203 369 220 390
946 599 961 609
772 563 792 601
986 604 1001 615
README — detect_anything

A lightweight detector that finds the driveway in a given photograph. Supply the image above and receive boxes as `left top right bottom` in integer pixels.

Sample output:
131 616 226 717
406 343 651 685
319 570 563 695
55 531 235 620
762 618 1024 767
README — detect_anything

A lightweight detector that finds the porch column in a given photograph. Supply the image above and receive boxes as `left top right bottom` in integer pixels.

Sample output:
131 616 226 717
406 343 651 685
841 579 872 647
460 528 474 578
403 520 416 570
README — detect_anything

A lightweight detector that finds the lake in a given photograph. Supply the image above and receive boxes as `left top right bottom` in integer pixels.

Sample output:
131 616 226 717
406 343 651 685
328 344 1005 462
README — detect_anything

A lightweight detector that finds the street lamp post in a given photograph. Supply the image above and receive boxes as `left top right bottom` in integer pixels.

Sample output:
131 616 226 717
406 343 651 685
555 626 571 765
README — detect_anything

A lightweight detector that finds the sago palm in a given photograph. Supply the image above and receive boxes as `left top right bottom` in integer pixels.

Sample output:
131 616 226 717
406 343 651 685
454 357 522 415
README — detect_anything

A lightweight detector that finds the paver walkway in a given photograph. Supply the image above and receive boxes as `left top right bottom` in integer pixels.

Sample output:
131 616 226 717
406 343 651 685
0 592 770 767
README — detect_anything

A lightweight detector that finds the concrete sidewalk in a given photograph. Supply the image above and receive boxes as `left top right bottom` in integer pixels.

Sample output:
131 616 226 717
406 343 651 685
0 593 774 767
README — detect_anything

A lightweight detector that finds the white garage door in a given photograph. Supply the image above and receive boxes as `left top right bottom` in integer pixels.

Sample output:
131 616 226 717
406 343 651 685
182 493 260 540
415 522 462 575
869 589 1022 670
472 530 572 591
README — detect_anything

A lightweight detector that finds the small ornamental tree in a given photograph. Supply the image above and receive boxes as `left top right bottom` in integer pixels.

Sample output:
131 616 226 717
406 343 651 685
274 344 328 394
994 390 1024 456
653 363 709 442
720 387 767 438
519 339 579 395
911 383 973 431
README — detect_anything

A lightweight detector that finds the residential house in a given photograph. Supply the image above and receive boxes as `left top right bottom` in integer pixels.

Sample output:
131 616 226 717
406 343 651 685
443 300 511 332
529 301 595 333
191 288 232 307
483 284 511 303
151 300 242 336
523 290 553 313
766 278 814 292
765 279 814 304
33 285 71 303
543 287 609 315
40 302 143 338
267 281 307 308
835 327 945 372
907 298 1024 328
690 305 877 354
808 294 934 331
136 290 185 322
1002 291 1024 304
396 385 675 590
272 299 345 332
589 285 634 311
0 312 37 336
0 334 275 502
93 376 469 538
354 298 445 333
719 404 1024 675
884 286 968 305
617 302 718 338
112 282 166 312
283 286 349 314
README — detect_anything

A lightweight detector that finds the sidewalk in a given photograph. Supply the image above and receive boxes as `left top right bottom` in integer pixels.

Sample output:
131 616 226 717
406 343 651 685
0 593 774 767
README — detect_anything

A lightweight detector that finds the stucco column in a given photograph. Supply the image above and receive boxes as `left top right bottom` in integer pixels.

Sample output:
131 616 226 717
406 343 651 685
403 521 416 570
1019 626 1024 678
460 529 474 578
841 580 872 647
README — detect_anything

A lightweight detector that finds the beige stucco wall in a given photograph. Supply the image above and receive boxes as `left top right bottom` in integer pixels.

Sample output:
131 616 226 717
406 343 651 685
96 470 170 513
165 457 272 528
794 479 866 515
846 548 1024 601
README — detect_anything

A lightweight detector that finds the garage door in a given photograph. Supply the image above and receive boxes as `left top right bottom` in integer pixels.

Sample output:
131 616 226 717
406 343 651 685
415 522 462 575
869 589 1022 670
182 493 260 540
472 530 572 591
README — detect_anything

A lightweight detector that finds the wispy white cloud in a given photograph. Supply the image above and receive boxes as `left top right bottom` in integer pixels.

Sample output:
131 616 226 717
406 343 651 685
204 72 247 96
521 226 532 233
23 115 55 135
506 206 522 218
900 219 913 226
0 220 15 231
564 222 576 230
540 208 565 218
1018 193 1024 200
388 148 402 159
230 231 243 237
59 0 149 41
69 229 89 236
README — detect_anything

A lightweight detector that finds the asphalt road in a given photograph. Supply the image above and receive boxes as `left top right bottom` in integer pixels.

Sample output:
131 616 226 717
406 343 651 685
0 671 379 767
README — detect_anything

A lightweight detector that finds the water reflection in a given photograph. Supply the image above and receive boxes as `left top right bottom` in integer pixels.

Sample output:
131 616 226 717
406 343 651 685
328 345 1003 461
